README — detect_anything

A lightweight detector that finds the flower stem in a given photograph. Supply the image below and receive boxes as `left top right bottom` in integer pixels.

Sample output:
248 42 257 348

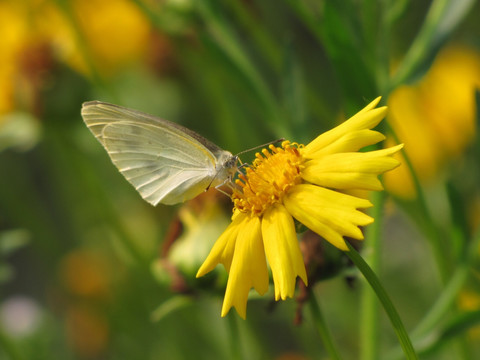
345 243 418 360
309 292 342 360
360 190 385 360
226 313 242 360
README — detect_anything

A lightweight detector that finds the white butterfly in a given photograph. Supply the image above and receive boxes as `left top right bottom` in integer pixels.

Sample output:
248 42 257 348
81 101 238 206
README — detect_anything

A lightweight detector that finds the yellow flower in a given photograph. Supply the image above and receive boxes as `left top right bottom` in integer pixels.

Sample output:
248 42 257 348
0 0 152 108
70 0 152 77
385 45 480 198
196 97 403 318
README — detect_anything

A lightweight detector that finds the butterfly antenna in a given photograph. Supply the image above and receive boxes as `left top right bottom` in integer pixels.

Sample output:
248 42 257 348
235 138 285 156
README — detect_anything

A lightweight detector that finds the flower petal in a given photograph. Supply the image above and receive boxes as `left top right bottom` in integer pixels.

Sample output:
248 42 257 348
303 98 387 158
221 215 269 319
302 144 404 191
196 211 245 277
284 184 373 250
306 129 386 157
357 96 382 114
262 204 308 301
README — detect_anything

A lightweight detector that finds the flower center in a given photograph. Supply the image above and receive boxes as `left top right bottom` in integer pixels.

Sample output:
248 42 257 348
232 141 304 216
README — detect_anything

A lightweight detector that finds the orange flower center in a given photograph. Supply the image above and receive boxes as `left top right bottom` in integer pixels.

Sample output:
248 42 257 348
232 141 304 216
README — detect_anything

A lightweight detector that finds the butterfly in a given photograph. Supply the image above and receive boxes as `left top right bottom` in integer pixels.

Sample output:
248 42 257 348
81 101 238 205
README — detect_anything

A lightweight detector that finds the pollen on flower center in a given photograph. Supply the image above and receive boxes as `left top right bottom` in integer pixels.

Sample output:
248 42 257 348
233 141 303 216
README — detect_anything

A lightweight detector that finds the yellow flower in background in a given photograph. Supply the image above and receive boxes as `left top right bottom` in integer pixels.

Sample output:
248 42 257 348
197 97 403 318
0 0 152 115
459 289 480 339
385 45 480 198
71 0 151 77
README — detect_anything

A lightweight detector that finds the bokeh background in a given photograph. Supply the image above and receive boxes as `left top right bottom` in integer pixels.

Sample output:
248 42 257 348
1 0 479 359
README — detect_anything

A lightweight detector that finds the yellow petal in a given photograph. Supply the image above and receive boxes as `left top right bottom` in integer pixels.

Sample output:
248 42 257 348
304 99 387 158
221 216 269 319
284 184 373 250
302 144 404 190
305 129 386 157
196 212 246 277
357 96 382 114
262 204 308 301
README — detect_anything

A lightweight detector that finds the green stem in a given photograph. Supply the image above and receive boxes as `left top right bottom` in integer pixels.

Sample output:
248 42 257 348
360 191 385 360
309 292 342 360
345 243 418 360
226 313 242 360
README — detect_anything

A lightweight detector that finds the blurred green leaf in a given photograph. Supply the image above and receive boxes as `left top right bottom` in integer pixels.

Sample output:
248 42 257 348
0 112 41 152
151 295 193 322
385 0 411 25
281 42 307 138
224 0 283 72
0 264 14 284
0 229 30 256
390 0 477 89
414 310 480 357
195 0 289 137
287 0 377 111
320 1 377 108
442 310 480 343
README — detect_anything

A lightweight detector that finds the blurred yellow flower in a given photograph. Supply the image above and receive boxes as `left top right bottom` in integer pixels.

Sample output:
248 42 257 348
0 0 79 114
60 250 112 299
197 97 403 318
0 0 152 117
65 304 109 358
0 0 33 115
385 45 480 198
459 289 480 339
71 0 152 76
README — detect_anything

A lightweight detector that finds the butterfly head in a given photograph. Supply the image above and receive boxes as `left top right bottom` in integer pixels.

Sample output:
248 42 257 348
215 152 238 182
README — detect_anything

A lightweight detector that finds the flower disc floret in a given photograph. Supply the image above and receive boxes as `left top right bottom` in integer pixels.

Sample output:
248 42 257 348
233 141 303 216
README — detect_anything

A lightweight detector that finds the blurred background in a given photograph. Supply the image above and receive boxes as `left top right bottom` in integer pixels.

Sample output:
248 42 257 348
0 0 479 359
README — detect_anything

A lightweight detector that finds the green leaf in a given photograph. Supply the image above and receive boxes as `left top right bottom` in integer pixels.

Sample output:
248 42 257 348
0 264 14 284
345 243 419 359
0 229 30 256
319 1 377 108
414 310 480 357
195 0 288 138
389 0 477 89
386 229 480 360
151 295 193 322
281 42 307 138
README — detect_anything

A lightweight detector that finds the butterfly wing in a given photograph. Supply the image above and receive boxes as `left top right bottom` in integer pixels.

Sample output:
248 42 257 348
81 101 229 205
